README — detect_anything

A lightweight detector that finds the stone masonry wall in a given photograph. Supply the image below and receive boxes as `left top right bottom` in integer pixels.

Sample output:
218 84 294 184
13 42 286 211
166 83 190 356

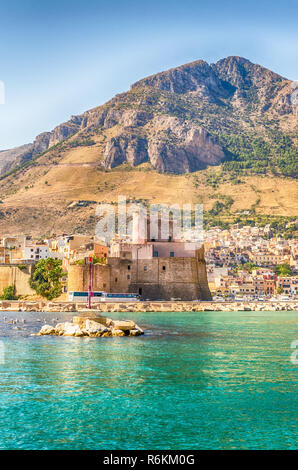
0 265 34 296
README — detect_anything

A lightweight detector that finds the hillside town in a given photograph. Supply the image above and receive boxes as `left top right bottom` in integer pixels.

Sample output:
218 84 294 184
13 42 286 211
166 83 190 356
205 225 297 300
0 221 297 301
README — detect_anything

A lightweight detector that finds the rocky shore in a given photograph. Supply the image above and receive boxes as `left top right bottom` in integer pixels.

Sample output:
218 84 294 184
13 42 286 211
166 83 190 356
0 300 297 313
37 314 144 338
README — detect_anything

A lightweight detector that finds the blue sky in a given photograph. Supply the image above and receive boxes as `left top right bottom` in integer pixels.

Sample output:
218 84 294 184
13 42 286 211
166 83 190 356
0 0 297 150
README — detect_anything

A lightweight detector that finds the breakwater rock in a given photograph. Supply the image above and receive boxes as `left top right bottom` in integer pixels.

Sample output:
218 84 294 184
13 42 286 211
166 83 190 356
37 315 144 338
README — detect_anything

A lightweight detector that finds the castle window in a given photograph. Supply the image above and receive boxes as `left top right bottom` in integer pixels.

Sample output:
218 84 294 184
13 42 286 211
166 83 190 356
170 251 174 257
153 251 158 257
162 265 166 271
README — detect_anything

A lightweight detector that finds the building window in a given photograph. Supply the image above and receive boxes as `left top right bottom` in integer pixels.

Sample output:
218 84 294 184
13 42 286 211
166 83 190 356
127 275 130 280
144 266 147 271
115 278 117 282
138 288 142 296
162 265 166 271
170 251 174 257
103 283 106 288
153 251 158 257
127 265 131 270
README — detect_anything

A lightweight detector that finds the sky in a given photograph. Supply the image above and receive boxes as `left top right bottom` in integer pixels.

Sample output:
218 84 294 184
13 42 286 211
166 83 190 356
0 0 297 150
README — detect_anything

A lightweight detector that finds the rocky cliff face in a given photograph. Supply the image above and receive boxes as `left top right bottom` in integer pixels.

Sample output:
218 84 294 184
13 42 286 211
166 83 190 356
1 56 296 177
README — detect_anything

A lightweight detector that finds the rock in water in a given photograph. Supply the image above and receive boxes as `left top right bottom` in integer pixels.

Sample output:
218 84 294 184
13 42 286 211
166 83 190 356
84 319 109 337
39 325 57 335
37 318 144 338
111 329 126 337
110 320 136 331
55 322 72 335
63 324 84 337
129 324 144 336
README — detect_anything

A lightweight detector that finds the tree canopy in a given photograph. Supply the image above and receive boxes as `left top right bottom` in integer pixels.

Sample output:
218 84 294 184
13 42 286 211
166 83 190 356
274 263 292 277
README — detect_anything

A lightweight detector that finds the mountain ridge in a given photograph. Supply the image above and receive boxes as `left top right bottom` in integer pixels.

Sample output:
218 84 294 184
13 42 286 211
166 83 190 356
0 56 297 236
1 56 296 177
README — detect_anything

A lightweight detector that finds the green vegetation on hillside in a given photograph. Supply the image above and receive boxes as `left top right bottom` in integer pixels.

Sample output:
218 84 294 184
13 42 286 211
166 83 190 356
217 131 297 178
203 212 297 238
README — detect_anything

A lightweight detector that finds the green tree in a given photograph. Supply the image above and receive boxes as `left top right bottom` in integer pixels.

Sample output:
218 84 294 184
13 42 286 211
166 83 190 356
274 264 292 277
30 258 65 300
238 262 257 273
276 287 283 294
0 285 19 300
92 255 107 265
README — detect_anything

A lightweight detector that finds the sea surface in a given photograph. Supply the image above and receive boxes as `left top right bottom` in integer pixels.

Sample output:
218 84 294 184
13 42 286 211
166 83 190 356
0 310 297 450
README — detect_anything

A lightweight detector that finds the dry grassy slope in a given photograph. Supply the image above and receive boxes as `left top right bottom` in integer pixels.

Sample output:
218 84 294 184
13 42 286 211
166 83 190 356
0 141 297 236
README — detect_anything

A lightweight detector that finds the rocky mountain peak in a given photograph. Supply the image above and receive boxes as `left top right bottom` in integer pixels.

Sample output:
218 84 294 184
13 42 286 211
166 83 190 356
0 56 296 178
130 59 230 98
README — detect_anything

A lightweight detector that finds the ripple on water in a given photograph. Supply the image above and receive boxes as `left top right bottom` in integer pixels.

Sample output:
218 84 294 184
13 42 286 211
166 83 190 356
0 310 297 449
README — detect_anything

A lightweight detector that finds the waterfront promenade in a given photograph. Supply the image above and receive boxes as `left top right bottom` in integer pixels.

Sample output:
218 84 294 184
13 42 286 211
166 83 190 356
0 299 297 312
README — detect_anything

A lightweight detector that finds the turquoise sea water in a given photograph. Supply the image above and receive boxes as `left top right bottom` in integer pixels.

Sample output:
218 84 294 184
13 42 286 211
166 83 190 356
0 310 297 450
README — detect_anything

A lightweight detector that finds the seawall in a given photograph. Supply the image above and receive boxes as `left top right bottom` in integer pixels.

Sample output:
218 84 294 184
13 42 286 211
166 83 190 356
0 300 297 312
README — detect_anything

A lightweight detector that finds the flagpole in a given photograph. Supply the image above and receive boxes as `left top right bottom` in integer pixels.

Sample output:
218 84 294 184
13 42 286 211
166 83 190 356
88 256 92 309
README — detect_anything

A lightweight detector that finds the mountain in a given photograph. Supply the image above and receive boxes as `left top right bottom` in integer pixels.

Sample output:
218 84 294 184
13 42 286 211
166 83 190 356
0 56 297 236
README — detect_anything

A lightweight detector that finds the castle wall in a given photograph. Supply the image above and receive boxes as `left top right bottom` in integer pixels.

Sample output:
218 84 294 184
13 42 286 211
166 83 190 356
67 245 212 301
129 257 203 300
67 264 111 292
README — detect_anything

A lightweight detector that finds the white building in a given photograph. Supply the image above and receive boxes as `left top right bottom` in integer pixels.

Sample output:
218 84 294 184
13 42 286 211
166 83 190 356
23 244 50 261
